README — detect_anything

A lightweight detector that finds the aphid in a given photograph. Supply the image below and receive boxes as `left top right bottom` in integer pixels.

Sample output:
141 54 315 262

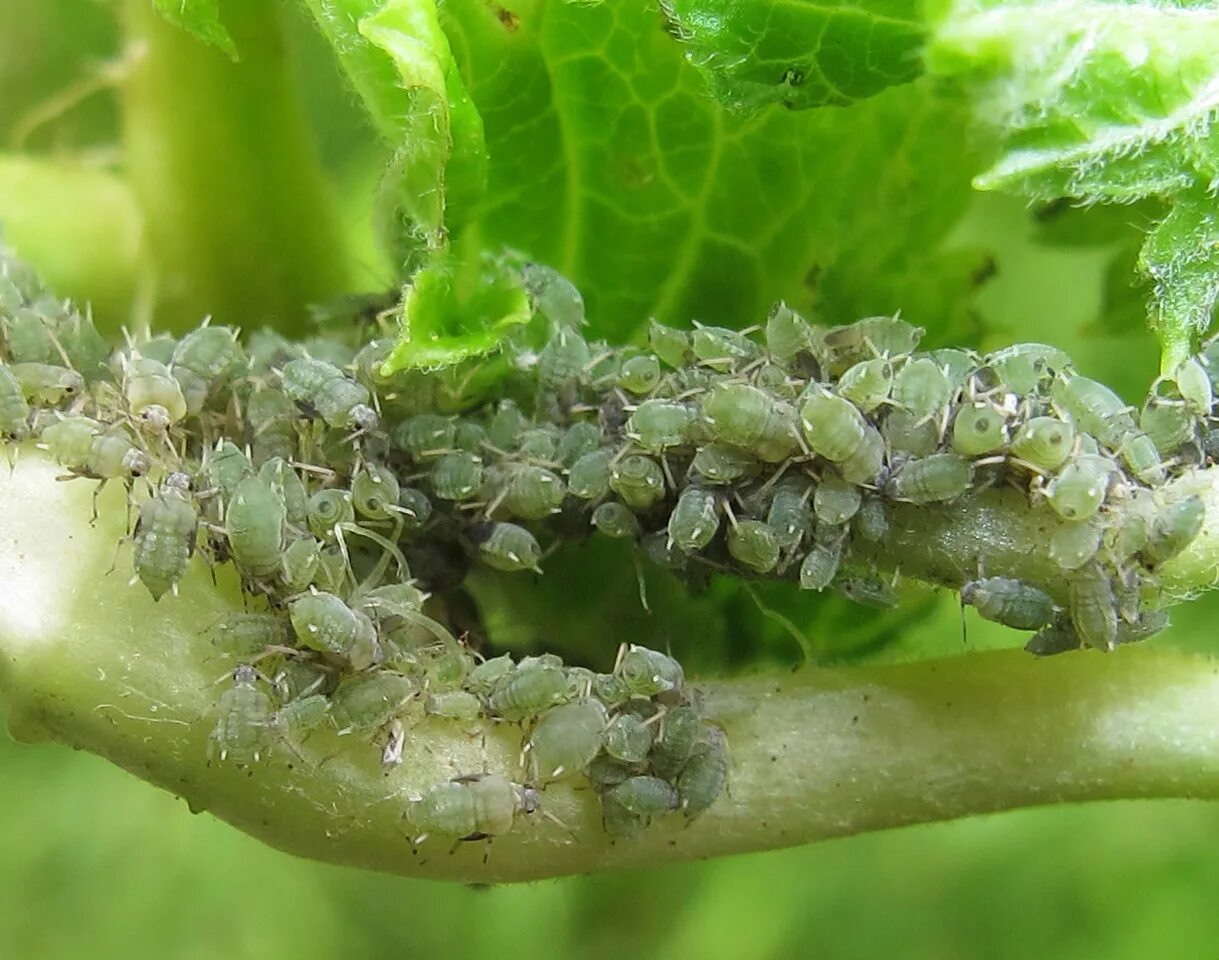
592 672 630 707
617 354 662 395
950 402 1008 456
651 704 702 776
311 547 350 595
467 654 514 697
206 612 290 657
453 420 487 454
883 408 939 458
592 501 641 539
84 431 151 480
258 457 307 525
306 488 354 542
330 672 415 735
527 699 608 783
171 324 243 380
280 357 377 431
854 496 889 542
556 421 602 468
836 358 894 413
1117 431 1165 485
407 773 538 842
132 473 198 600
425 690 482 721
799 523 843 591
289 591 379 669
984 342 1070 395
1048 522 1101 571
268 693 330 749
474 522 542 573
607 776 679 818
929 348 980 389
352 463 401 520
837 425 885 484
798 391 868 462
516 426 560 461
537 327 591 388
1024 616 1080 657
1010 416 1075 472
395 414 456 460
608 455 666 510
766 479 812 549
753 362 797 399
1171 357 1213 415
764 303 816 366
603 713 655 763
524 262 585 329
813 473 861 525
206 440 254 504
1143 495 1205 566
648 319 692 369
1068 563 1117 651
503 466 566 519
690 324 760 371
586 754 638 791
1103 489 1154 562
2 307 59 364
1045 455 1113 521
210 665 271 764
885 452 972 504
567 447 614 499
244 387 299 465
701 383 799 462
691 443 758 484
488 663 570 721
430 451 484 501
1139 396 1196 455
1051 373 1136 447
727 519 781 573
122 354 187 431
395 488 433 533
678 727 729 817
279 536 322 593
9 362 84 405
626 400 695 453
617 644 684 696
960 577 1055 630
837 575 898 609
822 316 921 370
668 486 720 552
487 400 528 450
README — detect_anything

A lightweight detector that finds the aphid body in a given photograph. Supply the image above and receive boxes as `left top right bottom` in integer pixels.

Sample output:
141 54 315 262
132 474 198 600
960 577 1055 631
211 665 271 764
527 699 608 782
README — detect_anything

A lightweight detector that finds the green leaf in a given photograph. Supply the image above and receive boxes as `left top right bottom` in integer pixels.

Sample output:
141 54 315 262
661 0 925 111
1139 191 1219 367
381 250 531 371
151 0 237 59
927 0 1219 202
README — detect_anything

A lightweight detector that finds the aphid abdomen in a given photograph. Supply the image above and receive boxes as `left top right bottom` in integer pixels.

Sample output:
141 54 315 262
503 466 566 520
727 520 781 573
617 645 684 697
330 672 415 734
38 415 99 467
678 727 729 817
206 612 289 657
604 713 655 763
487 663 569 722
608 455 667 510
1068 564 1118 651
226 475 287 577
1143 495 1205 566
668 486 720 553
473 522 542 573
123 355 187 429
0 363 31 440
9 362 85 405
528 699 608 783
133 479 199 600
212 665 271 765
1046 455 1113 521
289 592 379 669
960 577 1055 631
799 392 867 462
1010 417 1075 472
592 501 641 539
408 782 478 838
701 384 799 462
885 453 972 504
608 776 679 817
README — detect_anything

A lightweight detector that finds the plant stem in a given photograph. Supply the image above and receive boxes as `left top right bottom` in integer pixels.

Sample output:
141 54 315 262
119 0 349 335
3 450 1219 883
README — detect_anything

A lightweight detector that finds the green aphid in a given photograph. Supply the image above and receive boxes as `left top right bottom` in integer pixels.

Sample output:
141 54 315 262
813 472 861 525
487 400 529 450
701 383 799 462
608 454 666 510
690 324 760 371
668 486 720 552
84 431 151 480
837 424 885 485
301 336 355 368
766 479 812 549
289 591 378 669
642 531 689 572
454 420 487 454
37 415 99 469
608 776 679 817
753 362 797 399
678 727 729 818
524 262 585 330
648 319 692 369
1171 357 1213 415
1143 495 1205 566
2 307 58 364
1139 396 1195 455
503 465 566 519
475 521 543 573
527 699 608 783
306 488 354 542
279 536 322 593
280 357 377 431
244 387 299 466
358 582 429 623
425 690 482 721
258 458 307 526
586 754 639 790
984 342 1071 395
837 358 894 413
1050 373 1136 447
854 496 889 543
592 672 631 707
537 327 590 388
395 414 456 461
885 452 972 504
929 348 981 389
822 315 922 369
603 713 655 763
171 324 244 381
618 354 662 395
132 473 198 600
330 672 415 735
651 705 702 776
407 774 538 841
1024 616 1080 657
626 399 696 453
799 525 843 591
728 519 781 573
592 501 641 539
691 443 758 484
837 575 898 609
961 577 1055 630
210 665 271 765
311 547 350 595
1046 455 1113 522
1104 490 1154 562
1049 522 1101 571
430 451 484 501
0 365 31 440
172 366 209 417
352 463 401 520
556 421 602 468
883 407 939 458
422 644 475 690
1114 429 1164 485
206 613 289 657
1010 416 1075 472
516 426 560 461
764 303 816 365
617 645 683 696
9 362 84 405
269 693 330 747
271 658 331 703
799 391 868 462
206 439 254 504
568 447 614 499
397 487 433 530
950 402 1008 457
467 654 514 697
122 354 187 431
1068 563 1117 651
488 663 570 721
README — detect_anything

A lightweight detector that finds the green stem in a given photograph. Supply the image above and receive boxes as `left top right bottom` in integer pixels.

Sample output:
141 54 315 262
4 450 1219 883
119 0 350 335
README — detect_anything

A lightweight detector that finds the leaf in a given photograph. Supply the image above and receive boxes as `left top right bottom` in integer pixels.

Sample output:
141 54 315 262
660 0 926 111
927 0 1219 202
151 0 237 59
381 250 531 371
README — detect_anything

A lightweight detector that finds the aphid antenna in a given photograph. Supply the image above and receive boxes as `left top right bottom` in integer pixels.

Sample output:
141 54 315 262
742 581 811 663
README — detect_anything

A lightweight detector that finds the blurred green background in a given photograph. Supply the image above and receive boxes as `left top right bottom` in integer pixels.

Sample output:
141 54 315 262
5 1 1219 957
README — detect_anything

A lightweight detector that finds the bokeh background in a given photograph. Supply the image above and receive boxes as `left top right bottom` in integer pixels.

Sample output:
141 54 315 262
5 2 1219 957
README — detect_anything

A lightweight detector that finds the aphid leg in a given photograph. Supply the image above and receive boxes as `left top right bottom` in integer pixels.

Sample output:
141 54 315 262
633 554 652 613
742 582 811 663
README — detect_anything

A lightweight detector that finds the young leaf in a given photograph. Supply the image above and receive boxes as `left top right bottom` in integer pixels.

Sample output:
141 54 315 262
661 0 925 111
151 0 237 59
